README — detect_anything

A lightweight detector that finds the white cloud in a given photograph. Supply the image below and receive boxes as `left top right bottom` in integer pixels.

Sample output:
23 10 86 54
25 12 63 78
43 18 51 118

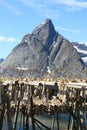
28 0 87 9
23 0 87 11
7 37 18 42
20 0 59 18
0 36 6 42
56 26 80 33
20 0 87 19
53 0 87 10
0 35 18 42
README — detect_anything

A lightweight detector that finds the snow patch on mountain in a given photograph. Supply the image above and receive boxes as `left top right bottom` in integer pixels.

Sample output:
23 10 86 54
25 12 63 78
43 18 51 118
73 45 87 66
47 66 51 73
73 46 87 55
17 67 28 71
81 57 87 66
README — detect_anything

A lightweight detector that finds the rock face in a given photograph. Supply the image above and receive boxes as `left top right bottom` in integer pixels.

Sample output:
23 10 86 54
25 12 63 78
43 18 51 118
0 58 4 63
0 18 87 78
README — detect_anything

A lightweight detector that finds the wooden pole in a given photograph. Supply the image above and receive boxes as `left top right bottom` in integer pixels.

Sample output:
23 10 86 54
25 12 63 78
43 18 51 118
68 112 71 130
35 120 42 130
13 99 20 130
79 87 86 130
46 88 49 105
0 84 8 130
56 111 59 130
30 86 35 130
34 118 51 130
25 113 29 130
0 103 5 130
7 95 13 130
21 104 26 130
52 115 55 130
23 112 25 130
18 112 22 130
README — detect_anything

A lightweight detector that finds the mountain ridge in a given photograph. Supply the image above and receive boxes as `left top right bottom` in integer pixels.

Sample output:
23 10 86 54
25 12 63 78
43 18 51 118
0 58 4 63
0 19 87 78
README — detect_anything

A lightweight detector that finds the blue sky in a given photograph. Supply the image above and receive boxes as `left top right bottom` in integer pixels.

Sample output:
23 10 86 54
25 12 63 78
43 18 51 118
0 0 87 58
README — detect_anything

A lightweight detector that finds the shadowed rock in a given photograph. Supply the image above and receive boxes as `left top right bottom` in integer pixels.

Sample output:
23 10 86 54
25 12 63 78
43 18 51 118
0 18 87 78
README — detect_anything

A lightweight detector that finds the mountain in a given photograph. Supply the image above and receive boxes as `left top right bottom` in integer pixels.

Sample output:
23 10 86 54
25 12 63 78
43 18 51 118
0 18 87 78
72 42 87 66
0 58 4 63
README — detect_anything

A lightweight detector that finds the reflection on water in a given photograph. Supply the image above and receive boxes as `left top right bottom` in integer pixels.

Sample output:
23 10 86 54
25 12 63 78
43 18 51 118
34 113 68 130
2 113 69 130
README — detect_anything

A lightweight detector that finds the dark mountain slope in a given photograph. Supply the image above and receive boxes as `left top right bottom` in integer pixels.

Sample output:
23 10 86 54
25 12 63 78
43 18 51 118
0 58 4 63
0 19 86 78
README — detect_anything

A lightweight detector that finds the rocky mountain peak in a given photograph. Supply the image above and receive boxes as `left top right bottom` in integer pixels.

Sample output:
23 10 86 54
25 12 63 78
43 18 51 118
32 18 54 34
0 18 87 78
32 19 57 52
22 19 57 54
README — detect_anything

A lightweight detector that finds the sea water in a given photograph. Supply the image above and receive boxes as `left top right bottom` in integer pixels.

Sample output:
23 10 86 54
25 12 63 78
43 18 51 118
2 110 87 130
2 113 69 130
